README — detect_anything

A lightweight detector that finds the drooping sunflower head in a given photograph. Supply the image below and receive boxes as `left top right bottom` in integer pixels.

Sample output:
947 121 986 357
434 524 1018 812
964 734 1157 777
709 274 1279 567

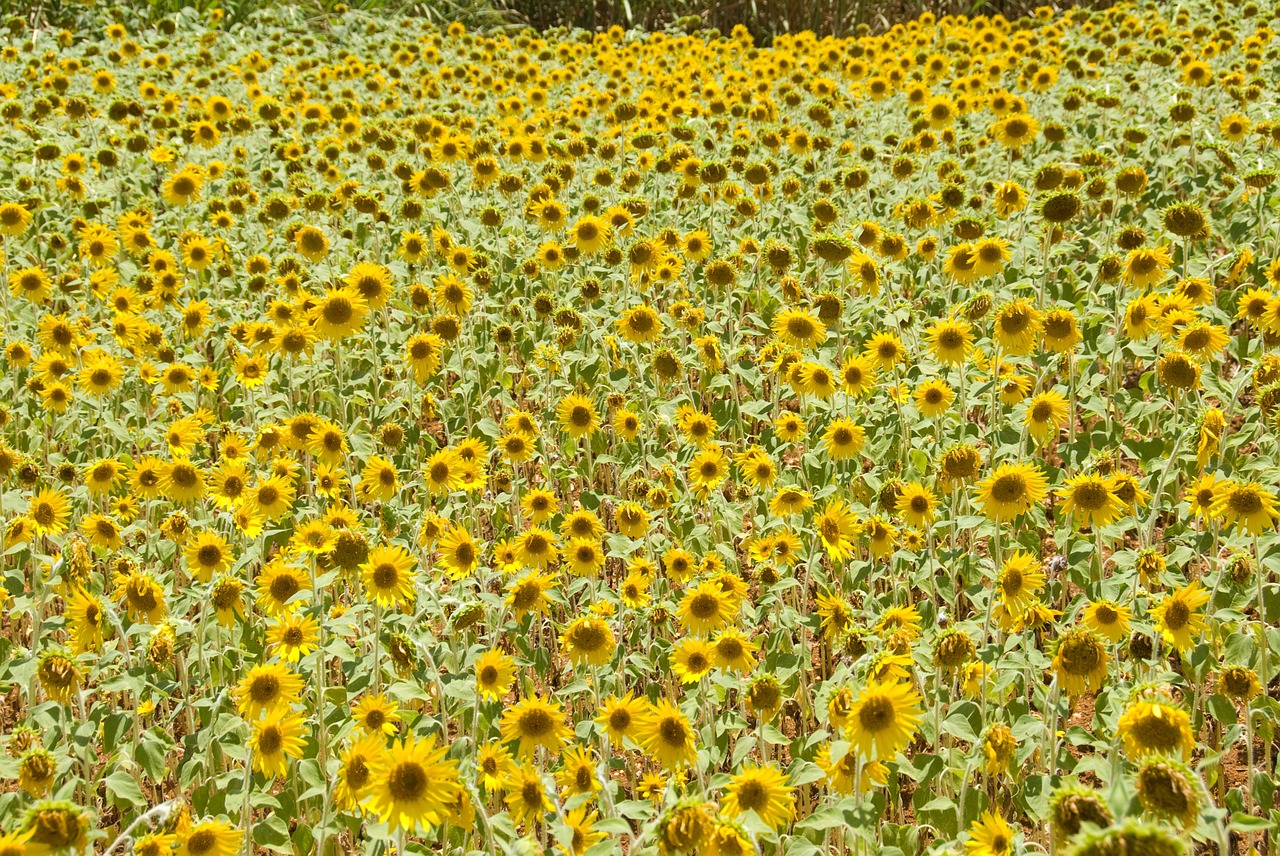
1048 782 1114 844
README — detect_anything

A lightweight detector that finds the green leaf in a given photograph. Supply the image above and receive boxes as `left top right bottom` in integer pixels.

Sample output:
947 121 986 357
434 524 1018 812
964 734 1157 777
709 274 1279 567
254 812 293 852
104 770 147 811
1229 814 1273 832
136 731 170 782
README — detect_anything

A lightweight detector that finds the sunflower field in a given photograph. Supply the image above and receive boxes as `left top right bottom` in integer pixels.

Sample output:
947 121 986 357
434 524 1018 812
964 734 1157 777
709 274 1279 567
6 0 1280 854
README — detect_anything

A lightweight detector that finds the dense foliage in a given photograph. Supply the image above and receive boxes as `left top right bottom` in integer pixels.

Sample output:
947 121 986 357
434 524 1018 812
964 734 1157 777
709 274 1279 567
0 2 1278 855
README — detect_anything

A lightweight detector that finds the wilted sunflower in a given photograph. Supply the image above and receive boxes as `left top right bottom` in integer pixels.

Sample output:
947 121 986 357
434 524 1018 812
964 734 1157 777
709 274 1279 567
1052 628 1109 697
992 299 1043 355
1117 698 1195 760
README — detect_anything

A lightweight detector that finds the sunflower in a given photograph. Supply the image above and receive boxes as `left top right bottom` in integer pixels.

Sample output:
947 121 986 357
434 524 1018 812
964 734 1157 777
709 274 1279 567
437 524 480 580
938 444 983 491
1117 699 1195 760
1052 628 1109 697
358 455 400 503
345 262 392 309
473 649 516 701
1023 390 1070 442
926 317 972 364
504 763 554 826
1176 321 1228 360
635 697 698 769
80 513 122 551
310 287 369 340
505 571 557 619
677 579 735 635
864 331 906 369
361 544 417 608
944 243 979 283
712 629 759 673
184 531 231 582
1209 481 1280 534
556 393 599 440
293 225 328 262
814 498 860 562
1218 666 1262 702
250 708 308 779
992 299 1043 355
722 764 795 829
555 744 600 797
560 617 616 667
1123 246 1173 288
419 447 461 495
177 819 238 856
1058 473 1125 529
83 458 123 494
116 569 168 624
513 527 559 569
993 113 1039 148
616 305 663 344
1041 308 1081 353
255 562 310 617
972 238 1011 278
846 680 923 760
821 417 865 460
64 588 106 654
773 308 827 349
36 648 81 705
735 448 778 492
0 202 32 236
595 692 645 743
266 612 319 664
405 332 444 383
1082 599 1133 643
365 734 462 833
235 663 304 719
796 362 838 399
499 695 571 757
242 475 294 521
670 637 716 684
1185 472 1222 521
839 355 878 397
474 741 516 793
207 461 250 510
996 551 1046 617
981 724 1018 777
25 488 70 537
914 379 954 418
688 445 729 498
334 732 388 811
965 811 1016 856
561 807 606 856
8 267 50 303
974 462 1049 520
1151 581 1211 652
